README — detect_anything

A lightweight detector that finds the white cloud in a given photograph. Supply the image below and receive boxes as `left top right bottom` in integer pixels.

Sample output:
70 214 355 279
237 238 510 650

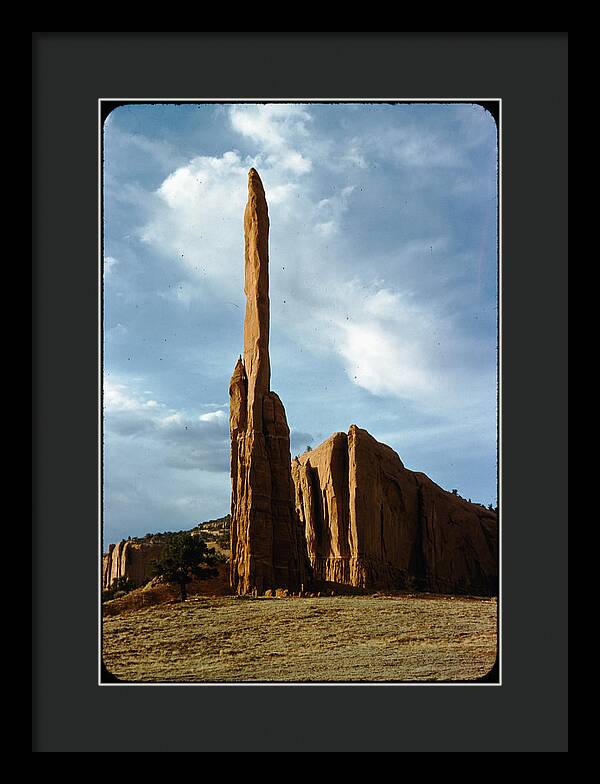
299 283 438 400
104 256 119 274
138 151 249 294
138 153 319 301
105 378 230 474
159 412 184 427
315 186 354 236
134 107 371 305
229 105 313 173
370 125 464 169
198 409 227 423
278 271 495 432
265 182 298 205
105 381 181 422
117 103 494 434
229 104 313 172
277 150 312 174
342 143 368 170
337 319 432 397
104 379 149 412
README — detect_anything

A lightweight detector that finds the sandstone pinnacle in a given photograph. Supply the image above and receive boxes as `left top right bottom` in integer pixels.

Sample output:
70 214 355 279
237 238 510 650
229 169 497 598
243 167 270 431
229 170 311 595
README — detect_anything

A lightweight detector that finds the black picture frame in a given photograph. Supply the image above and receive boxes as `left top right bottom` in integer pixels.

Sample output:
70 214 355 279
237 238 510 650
33 32 568 752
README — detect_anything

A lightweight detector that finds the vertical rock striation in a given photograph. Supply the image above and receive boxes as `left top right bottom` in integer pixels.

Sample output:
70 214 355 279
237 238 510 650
292 425 498 596
229 169 311 595
102 539 166 590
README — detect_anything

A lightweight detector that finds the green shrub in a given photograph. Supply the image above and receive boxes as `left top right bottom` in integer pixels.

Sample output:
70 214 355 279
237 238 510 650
101 576 137 602
151 532 219 601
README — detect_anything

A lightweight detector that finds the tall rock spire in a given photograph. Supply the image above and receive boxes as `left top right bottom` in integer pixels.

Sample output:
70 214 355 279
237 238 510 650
229 169 311 595
243 168 271 431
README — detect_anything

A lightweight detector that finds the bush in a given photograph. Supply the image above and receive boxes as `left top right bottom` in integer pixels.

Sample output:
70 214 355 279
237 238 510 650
151 532 219 601
101 576 137 602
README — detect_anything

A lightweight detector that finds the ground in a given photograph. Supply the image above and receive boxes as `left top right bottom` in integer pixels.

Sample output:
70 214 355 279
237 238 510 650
102 593 497 683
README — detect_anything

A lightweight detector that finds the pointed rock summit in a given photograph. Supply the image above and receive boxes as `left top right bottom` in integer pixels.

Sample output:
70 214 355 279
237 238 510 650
229 169 311 595
229 169 497 598
243 168 271 429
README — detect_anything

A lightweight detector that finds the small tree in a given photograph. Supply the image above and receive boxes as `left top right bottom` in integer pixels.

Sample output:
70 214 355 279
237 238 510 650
151 532 218 601
306 445 312 452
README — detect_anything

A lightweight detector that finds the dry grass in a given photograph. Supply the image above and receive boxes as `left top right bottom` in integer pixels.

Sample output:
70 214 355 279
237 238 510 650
102 594 497 683
102 564 230 616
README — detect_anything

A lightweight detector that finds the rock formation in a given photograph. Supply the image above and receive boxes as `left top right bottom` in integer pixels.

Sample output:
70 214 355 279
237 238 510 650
193 514 230 534
103 517 231 591
292 426 498 596
227 169 497 597
229 169 311 595
102 539 166 590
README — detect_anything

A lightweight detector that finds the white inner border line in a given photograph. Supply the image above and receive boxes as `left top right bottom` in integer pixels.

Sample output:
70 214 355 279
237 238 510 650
98 97 502 687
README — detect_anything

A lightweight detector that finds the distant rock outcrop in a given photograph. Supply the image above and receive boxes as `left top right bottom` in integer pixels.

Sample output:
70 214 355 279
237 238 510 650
102 539 166 590
292 426 498 595
229 169 311 595
194 514 231 534
103 515 233 590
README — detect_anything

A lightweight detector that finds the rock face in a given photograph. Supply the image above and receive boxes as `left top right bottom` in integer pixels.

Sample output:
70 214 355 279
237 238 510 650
227 169 496 597
229 169 311 595
102 540 166 590
292 426 498 596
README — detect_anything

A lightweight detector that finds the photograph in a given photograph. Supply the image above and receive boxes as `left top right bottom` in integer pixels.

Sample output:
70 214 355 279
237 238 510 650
100 100 499 684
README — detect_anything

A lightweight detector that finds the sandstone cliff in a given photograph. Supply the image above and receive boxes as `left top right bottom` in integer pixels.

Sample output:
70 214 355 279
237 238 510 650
102 539 166 590
292 425 498 596
229 169 311 595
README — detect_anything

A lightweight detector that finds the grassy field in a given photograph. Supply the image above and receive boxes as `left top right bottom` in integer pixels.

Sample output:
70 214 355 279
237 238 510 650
103 593 497 683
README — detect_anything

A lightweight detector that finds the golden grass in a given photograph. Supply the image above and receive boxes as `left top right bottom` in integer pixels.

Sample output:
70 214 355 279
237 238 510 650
102 594 497 683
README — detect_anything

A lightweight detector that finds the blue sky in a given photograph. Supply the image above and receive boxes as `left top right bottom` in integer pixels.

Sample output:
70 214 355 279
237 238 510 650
103 102 498 547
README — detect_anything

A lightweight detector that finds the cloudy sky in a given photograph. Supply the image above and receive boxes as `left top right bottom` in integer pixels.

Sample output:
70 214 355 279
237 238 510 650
103 102 498 547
